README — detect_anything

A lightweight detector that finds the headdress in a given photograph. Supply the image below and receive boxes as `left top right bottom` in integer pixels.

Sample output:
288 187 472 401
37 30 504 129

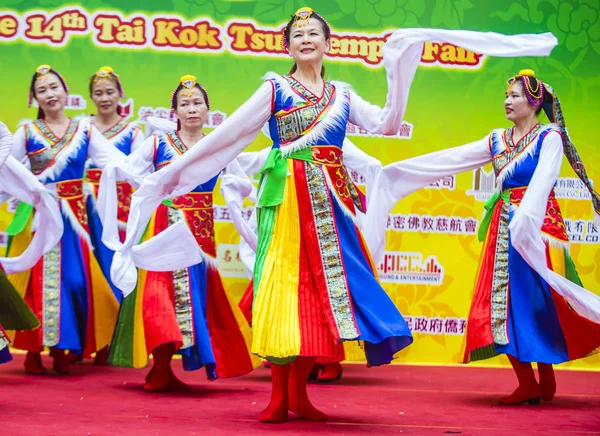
509 69 600 217
169 74 210 117
28 64 69 108
92 66 125 98
282 7 332 51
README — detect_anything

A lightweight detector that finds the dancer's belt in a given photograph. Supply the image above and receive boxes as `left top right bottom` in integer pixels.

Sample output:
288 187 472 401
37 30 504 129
478 186 559 242
7 179 87 236
257 145 348 208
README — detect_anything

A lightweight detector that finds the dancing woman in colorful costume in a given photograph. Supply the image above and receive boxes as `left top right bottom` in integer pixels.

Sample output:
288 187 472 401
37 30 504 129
362 70 600 405
98 75 258 392
86 66 143 306
0 122 63 366
110 8 559 423
8 65 127 374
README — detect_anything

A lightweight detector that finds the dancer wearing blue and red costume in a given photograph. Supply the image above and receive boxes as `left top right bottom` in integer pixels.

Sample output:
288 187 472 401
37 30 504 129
8 65 127 375
109 7 561 423
362 69 600 405
99 75 259 392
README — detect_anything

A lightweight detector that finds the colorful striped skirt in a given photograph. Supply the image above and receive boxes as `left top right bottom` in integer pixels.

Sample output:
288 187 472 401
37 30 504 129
251 146 413 366
464 186 600 364
109 193 259 378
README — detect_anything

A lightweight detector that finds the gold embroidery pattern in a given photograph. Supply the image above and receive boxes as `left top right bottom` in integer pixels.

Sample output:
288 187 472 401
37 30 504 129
276 84 334 145
166 131 189 156
491 200 510 345
167 207 194 349
492 125 542 176
305 161 359 341
42 244 61 347
102 119 129 139
172 192 216 257
29 120 78 175
57 179 89 230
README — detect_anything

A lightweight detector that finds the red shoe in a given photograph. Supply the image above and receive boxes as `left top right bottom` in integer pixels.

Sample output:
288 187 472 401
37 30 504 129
24 351 47 375
143 366 170 392
51 349 70 374
259 363 290 423
317 362 343 383
538 363 556 402
499 384 542 405
288 358 327 421
94 347 109 365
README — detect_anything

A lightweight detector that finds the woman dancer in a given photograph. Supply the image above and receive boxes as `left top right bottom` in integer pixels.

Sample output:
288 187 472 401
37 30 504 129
111 9 559 422
350 69 600 405
99 75 258 392
0 121 64 366
9 65 127 374
87 66 143 299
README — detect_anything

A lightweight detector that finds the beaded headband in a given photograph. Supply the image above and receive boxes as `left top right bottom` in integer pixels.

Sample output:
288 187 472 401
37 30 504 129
28 64 69 108
169 74 210 117
281 7 332 51
93 66 125 98
506 69 545 108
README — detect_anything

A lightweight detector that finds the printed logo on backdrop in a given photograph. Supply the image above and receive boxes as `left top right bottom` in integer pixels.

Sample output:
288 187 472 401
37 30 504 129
0 6 486 70
565 219 599 244
138 106 227 128
216 244 247 278
554 178 594 200
467 168 495 202
117 98 134 118
378 251 444 285
213 205 254 223
404 316 467 336
387 213 478 235
347 121 413 139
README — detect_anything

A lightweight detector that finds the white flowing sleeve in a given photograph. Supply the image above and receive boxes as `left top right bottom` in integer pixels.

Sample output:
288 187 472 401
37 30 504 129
220 159 258 252
0 156 63 274
113 82 274 295
508 132 600 323
0 122 13 169
97 135 156 252
11 126 30 168
349 28 557 135
366 137 492 264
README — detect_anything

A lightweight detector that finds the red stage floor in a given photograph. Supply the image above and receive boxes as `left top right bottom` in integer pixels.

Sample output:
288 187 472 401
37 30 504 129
1 353 599 435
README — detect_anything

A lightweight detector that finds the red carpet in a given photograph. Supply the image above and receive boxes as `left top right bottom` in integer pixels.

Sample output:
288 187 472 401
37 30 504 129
1 353 599 435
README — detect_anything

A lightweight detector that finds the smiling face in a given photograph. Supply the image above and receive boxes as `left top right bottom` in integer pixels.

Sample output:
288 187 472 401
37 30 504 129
33 73 67 116
91 78 121 117
287 17 330 67
504 80 537 124
174 86 209 131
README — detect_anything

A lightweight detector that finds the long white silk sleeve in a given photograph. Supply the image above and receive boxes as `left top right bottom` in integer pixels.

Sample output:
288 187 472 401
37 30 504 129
97 135 156 252
113 82 273 294
0 122 14 169
0 156 63 273
349 29 557 135
366 138 492 264
220 159 259 252
508 132 600 324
